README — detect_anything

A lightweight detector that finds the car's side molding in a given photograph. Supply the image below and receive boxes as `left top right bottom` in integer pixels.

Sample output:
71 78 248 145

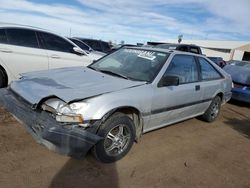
142 98 213 116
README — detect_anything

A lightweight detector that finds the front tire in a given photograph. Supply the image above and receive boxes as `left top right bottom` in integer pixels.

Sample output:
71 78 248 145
202 96 221 122
92 113 135 163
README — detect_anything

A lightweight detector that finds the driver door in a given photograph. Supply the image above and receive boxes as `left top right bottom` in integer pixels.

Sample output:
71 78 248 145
145 54 203 132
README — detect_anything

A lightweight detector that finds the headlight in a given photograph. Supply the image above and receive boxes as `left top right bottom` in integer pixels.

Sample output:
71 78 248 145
57 104 73 114
41 98 89 123
55 114 84 123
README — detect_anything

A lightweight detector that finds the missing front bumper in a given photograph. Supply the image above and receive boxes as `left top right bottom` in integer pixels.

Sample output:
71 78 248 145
0 88 102 157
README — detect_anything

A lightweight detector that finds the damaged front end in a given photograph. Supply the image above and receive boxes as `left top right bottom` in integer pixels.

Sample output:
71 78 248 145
0 88 102 158
41 98 86 125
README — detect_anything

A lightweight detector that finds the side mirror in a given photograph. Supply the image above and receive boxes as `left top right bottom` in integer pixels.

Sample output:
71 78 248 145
158 75 179 87
72 47 86 56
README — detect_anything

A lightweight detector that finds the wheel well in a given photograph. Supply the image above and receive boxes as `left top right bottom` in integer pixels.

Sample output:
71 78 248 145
216 92 223 100
0 65 8 87
102 107 143 141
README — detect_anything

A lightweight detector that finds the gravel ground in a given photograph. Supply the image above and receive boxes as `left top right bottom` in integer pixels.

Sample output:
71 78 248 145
0 101 249 188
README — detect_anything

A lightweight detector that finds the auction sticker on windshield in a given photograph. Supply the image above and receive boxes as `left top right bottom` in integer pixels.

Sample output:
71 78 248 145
124 49 156 60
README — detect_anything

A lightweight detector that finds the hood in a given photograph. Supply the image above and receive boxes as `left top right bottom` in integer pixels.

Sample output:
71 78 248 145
10 67 146 105
223 63 250 85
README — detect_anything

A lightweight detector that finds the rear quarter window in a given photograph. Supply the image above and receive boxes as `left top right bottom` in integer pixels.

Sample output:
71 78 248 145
198 57 222 80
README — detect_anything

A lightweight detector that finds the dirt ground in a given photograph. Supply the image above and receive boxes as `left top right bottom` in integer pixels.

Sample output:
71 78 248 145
0 101 249 188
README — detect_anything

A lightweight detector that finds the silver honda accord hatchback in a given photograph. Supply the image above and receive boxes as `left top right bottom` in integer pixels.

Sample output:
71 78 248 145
0 47 232 163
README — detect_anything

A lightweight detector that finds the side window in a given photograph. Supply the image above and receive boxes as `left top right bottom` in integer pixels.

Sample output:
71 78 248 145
198 57 222 80
190 47 199 54
177 46 188 52
0 29 8 44
91 41 102 51
101 42 111 52
71 39 89 51
41 32 74 53
6 28 39 48
81 39 91 47
165 55 198 84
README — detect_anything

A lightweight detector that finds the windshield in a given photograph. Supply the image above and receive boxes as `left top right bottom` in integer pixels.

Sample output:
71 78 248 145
89 48 170 82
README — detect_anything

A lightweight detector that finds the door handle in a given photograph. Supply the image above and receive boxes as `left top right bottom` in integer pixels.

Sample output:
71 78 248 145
0 48 12 53
195 85 200 91
50 54 61 59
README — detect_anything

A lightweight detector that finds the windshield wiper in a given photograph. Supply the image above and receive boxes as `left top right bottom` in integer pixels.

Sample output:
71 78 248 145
99 70 129 80
88 66 99 72
88 67 146 82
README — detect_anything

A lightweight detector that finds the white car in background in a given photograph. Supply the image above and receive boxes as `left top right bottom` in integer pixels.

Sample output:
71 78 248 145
0 24 102 88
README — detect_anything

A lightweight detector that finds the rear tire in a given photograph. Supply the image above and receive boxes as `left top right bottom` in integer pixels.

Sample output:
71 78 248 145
0 69 7 88
92 112 135 163
202 96 221 122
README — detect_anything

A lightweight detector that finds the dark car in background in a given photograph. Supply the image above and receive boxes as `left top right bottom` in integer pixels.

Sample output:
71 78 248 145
110 44 137 53
68 38 105 57
208 57 226 68
75 38 112 53
155 43 202 54
68 37 93 53
223 60 250 103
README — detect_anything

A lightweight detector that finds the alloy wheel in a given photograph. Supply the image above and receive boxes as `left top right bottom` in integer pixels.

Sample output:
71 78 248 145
104 124 131 157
